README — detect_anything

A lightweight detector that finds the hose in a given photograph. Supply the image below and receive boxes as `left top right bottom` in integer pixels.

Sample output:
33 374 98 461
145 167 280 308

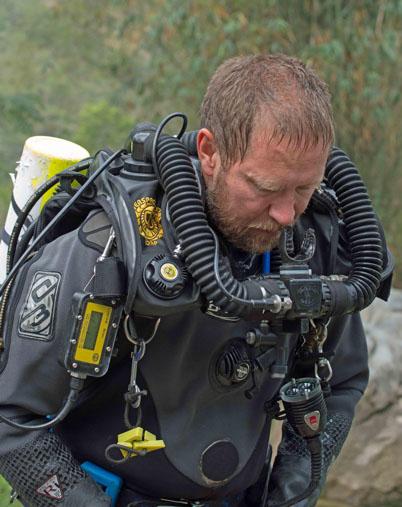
155 135 248 314
180 130 198 156
325 147 383 311
6 158 92 275
12 220 37 267
0 150 123 299
6 174 60 275
0 376 84 431
179 133 384 307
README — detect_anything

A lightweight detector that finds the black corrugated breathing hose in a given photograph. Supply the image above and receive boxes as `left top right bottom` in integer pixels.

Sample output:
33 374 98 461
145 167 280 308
156 136 248 313
325 147 383 311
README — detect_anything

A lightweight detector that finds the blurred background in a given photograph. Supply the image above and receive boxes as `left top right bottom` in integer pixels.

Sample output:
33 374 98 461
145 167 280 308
0 1 400 506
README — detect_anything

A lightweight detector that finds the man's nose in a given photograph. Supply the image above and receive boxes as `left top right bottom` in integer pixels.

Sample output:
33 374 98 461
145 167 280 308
267 194 296 227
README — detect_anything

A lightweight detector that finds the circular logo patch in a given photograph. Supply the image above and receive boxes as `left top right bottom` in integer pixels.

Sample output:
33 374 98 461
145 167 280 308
133 197 164 246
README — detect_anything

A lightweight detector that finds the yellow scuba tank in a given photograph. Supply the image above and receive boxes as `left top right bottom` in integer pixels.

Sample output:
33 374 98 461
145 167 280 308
0 136 89 283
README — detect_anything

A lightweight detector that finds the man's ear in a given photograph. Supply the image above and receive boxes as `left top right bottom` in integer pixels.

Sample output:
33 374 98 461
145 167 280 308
197 128 220 185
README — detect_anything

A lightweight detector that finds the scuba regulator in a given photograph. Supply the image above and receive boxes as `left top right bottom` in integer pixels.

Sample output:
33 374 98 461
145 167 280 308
0 112 388 506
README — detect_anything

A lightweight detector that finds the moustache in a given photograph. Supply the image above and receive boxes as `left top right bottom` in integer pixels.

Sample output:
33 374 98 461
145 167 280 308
247 222 282 234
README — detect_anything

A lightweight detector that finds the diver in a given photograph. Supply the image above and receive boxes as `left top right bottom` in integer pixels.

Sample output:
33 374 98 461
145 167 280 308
0 54 393 507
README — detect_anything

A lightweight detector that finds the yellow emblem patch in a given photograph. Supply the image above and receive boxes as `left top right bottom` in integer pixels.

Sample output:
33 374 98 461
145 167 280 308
160 262 178 281
133 197 164 246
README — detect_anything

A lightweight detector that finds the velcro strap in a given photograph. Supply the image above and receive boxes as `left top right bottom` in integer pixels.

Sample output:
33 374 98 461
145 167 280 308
92 257 126 298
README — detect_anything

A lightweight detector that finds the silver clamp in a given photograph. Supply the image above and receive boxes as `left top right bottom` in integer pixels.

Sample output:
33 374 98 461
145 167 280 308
123 314 161 427
128 339 147 409
315 357 333 382
309 320 333 383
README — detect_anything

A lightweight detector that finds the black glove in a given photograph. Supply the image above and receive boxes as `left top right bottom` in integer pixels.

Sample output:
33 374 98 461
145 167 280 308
0 432 111 506
267 412 352 507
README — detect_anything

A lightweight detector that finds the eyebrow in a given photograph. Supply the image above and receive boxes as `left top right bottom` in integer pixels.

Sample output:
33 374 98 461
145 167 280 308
243 173 283 192
244 172 322 193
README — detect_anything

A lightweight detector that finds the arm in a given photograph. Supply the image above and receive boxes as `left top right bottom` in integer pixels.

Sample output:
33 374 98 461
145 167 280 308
267 310 368 507
0 216 112 506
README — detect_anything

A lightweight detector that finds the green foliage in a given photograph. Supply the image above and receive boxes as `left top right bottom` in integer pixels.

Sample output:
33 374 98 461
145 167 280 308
0 0 400 284
0 179 12 226
73 100 133 152
0 475 22 506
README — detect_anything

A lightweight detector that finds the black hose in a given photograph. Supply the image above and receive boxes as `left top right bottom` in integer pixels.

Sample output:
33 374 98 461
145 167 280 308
155 135 248 314
267 437 322 507
0 150 123 299
12 220 37 266
0 376 84 431
180 130 198 156
325 147 383 310
6 174 60 275
6 158 92 274
179 134 384 302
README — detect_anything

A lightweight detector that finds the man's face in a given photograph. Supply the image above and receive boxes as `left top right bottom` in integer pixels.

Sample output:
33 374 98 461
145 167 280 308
199 125 328 253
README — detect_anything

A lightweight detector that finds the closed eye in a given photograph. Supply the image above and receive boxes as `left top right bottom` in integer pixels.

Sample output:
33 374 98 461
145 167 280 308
248 178 279 195
243 173 279 195
253 184 276 195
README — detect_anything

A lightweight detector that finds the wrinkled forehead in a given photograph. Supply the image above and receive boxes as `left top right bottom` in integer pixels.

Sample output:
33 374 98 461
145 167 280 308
252 103 333 156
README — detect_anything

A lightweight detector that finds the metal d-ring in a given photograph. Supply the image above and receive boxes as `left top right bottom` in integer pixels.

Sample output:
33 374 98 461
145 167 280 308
315 358 333 382
123 314 161 346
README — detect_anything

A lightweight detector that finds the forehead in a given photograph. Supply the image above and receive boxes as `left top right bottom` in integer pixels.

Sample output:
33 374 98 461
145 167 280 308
250 122 329 164
234 124 329 182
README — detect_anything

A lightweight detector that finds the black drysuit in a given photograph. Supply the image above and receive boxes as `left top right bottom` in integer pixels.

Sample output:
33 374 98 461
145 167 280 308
0 176 392 506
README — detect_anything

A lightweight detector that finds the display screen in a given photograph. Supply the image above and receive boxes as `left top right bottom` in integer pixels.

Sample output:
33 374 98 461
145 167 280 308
83 311 103 350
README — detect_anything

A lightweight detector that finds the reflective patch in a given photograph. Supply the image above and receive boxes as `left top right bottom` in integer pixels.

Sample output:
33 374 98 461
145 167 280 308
304 410 320 431
18 271 61 340
36 474 64 500
133 197 163 246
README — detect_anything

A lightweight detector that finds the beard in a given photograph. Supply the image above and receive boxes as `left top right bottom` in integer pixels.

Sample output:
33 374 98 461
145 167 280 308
206 172 283 254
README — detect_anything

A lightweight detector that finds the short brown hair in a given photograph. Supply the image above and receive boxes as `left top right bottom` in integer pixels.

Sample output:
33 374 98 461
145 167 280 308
200 54 334 167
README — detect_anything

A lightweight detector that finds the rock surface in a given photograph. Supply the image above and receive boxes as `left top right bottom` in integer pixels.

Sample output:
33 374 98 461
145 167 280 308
322 288 402 507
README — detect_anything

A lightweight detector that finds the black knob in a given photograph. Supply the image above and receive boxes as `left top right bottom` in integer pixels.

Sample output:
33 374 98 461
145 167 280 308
143 255 187 299
123 123 156 173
